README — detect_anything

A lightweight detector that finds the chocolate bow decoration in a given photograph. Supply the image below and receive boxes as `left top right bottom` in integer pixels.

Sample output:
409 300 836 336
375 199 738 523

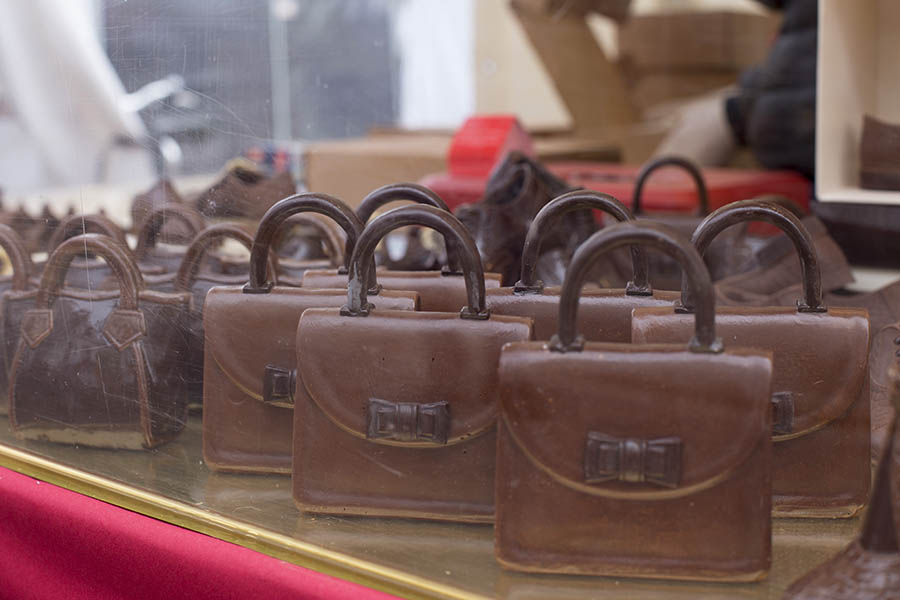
584 432 683 488
366 398 450 444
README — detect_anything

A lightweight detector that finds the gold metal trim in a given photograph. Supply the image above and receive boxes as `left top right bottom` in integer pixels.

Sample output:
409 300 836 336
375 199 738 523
0 443 487 600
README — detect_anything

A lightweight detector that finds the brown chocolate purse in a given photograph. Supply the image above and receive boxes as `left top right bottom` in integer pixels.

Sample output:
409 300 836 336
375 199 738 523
202 194 418 474
0 225 36 415
9 234 193 449
301 183 502 312
632 200 871 518
293 204 533 522
495 221 774 581
486 190 678 342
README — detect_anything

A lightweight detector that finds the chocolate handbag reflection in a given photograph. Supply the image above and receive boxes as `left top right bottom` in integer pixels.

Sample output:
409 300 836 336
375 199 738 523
495 221 774 581
632 200 871 519
9 234 193 449
300 183 502 312
0 224 37 415
486 189 678 342
201 193 418 475
293 204 532 523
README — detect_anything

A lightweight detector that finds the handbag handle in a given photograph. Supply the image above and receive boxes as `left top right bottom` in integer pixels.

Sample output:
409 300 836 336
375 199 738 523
553 220 720 353
356 183 464 275
343 204 488 319
682 199 827 313
0 224 34 291
47 213 128 253
244 193 369 293
277 214 344 267
514 190 652 296
133 203 204 260
632 155 709 216
174 223 278 292
36 234 143 311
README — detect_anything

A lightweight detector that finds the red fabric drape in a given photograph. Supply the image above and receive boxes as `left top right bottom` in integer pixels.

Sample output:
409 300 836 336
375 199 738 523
0 466 397 600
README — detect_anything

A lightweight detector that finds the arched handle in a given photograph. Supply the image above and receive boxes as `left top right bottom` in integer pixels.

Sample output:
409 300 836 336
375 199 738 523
276 214 344 267
0 224 34 291
553 220 720 353
515 190 651 296
244 193 367 293
36 234 143 311
133 203 205 260
343 204 487 319
632 156 709 216
356 183 464 275
682 199 826 313
47 213 128 254
175 223 278 292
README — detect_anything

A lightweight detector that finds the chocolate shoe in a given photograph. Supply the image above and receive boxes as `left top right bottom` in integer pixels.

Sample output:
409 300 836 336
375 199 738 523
783 365 900 599
194 161 296 220
861 115 900 191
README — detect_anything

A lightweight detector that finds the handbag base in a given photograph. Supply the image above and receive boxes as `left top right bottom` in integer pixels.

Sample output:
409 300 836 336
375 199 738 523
494 555 769 583
294 500 494 524
14 427 150 450
773 500 866 519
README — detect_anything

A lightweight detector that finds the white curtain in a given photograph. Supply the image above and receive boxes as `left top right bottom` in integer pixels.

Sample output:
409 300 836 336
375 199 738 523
0 0 151 192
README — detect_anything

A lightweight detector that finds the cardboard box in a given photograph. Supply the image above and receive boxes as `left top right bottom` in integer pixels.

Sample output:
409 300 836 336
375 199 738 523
817 0 900 205
629 71 738 111
619 10 781 72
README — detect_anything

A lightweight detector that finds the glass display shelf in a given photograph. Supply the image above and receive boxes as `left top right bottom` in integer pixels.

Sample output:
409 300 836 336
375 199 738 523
0 414 860 600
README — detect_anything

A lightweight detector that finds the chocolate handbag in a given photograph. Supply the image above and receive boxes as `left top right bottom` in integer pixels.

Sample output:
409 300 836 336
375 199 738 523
0 224 36 415
301 183 502 312
44 213 130 288
202 193 419 474
293 204 533 522
632 200 870 518
599 156 751 290
133 203 206 275
272 213 345 285
486 190 678 341
495 220 774 580
9 234 193 449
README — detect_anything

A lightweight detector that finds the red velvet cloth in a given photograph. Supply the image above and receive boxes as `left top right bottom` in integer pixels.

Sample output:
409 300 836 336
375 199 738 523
0 466 397 600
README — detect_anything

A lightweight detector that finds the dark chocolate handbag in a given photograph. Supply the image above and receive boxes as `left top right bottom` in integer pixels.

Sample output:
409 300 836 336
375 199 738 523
9 234 193 449
44 213 129 289
133 203 206 275
0 224 36 415
598 155 751 290
301 183 501 312
495 220 774 580
632 200 870 518
487 190 678 341
202 194 418 474
293 204 533 522
272 213 345 286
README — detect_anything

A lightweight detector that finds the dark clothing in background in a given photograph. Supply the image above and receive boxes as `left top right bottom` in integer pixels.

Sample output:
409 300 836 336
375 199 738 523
725 0 817 178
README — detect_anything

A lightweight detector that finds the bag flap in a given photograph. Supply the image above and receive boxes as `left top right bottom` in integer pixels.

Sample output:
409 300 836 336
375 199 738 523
632 307 870 440
499 342 773 500
297 308 532 446
204 287 419 403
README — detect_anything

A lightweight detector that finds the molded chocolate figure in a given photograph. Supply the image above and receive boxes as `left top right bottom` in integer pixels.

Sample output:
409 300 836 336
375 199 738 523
783 363 900 598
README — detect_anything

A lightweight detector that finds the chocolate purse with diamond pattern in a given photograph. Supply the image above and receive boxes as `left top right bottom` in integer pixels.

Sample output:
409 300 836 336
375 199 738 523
293 204 533 522
495 221 774 581
632 200 871 518
9 234 193 449
202 194 418 474
486 190 678 342
300 183 501 312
